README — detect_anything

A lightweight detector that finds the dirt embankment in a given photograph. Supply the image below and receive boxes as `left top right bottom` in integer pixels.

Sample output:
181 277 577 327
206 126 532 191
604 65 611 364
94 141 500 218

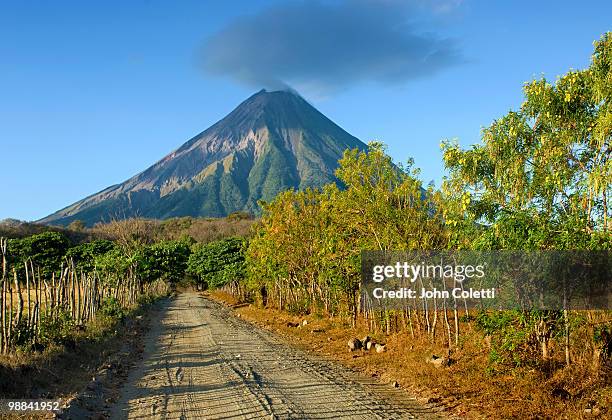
1 312 160 416
213 293 610 419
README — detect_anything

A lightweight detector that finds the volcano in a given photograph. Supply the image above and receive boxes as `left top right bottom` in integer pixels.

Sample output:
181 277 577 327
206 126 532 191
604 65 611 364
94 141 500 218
40 89 367 226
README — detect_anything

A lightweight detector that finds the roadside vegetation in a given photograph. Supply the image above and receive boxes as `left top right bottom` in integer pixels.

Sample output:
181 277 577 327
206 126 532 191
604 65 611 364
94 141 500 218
211 34 612 418
0 212 252 400
0 211 255 355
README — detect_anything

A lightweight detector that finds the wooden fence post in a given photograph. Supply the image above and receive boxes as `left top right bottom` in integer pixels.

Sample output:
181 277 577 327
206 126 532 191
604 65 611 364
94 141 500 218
1 237 6 353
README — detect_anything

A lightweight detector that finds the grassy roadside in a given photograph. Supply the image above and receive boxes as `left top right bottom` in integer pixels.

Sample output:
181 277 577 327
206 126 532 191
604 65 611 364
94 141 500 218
0 294 169 419
208 291 610 419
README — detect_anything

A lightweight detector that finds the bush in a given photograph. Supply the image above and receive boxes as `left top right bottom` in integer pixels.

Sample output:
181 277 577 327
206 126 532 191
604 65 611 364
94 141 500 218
7 231 71 277
66 239 115 271
187 237 246 289
475 310 566 369
136 240 191 283
11 322 36 349
38 310 76 346
99 297 125 320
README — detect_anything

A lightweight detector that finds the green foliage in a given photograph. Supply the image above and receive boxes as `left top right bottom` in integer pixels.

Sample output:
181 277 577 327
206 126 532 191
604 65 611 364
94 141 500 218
99 297 125 319
137 292 160 307
11 322 37 349
440 33 612 369
286 298 312 316
93 247 131 287
475 310 570 368
66 239 116 271
38 309 76 346
0 225 191 353
246 142 446 313
187 237 246 289
136 240 191 283
7 231 71 276
441 33 611 249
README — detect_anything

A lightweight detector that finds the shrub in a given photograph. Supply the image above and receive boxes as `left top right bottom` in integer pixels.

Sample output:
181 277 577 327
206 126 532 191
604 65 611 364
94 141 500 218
7 231 71 277
187 237 246 289
38 309 76 346
99 297 125 320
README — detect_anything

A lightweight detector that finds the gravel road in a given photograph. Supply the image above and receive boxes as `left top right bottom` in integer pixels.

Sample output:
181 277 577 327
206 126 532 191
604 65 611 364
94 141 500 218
110 292 442 419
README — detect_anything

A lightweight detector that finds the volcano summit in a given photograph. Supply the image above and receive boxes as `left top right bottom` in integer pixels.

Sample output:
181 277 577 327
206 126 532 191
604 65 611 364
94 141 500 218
40 89 366 226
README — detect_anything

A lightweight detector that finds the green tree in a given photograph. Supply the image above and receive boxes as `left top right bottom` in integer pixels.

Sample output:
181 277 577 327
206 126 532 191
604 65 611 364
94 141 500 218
441 32 612 365
246 142 446 317
136 240 191 283
442 33 611 249
93 247 132 287
187 237 246 289
66 239 116 272
8 231 71 277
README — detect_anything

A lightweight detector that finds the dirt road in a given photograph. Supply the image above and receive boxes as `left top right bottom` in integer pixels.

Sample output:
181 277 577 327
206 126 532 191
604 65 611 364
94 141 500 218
111 292 441 419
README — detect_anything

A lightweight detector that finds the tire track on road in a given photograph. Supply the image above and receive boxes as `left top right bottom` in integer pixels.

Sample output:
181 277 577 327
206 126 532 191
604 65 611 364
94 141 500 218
111 292 444 419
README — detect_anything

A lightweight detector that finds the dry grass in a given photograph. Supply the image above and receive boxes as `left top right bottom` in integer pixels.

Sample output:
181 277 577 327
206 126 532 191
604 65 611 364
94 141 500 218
0 298 160 420
209 291 611 419
1 215 255 245
0 317 117 397
91 216 255 244
3 283 163 319
4 285 90 309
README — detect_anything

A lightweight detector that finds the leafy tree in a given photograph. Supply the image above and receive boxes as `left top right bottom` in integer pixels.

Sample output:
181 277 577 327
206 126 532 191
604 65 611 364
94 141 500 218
441 32 612 365
334 142 446 251
66 239 116 272
7 231 71 276
187 237 246 289
442 33 611 249
67 220 86 232
136 240 191 283
246 142 446 316
93 247 132 287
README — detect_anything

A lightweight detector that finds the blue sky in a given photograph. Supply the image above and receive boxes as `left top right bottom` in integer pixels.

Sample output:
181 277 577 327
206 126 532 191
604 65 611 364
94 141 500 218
1 0 610 221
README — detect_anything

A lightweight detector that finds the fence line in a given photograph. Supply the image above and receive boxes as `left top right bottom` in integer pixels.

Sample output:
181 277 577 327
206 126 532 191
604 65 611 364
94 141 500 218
0 237 168 354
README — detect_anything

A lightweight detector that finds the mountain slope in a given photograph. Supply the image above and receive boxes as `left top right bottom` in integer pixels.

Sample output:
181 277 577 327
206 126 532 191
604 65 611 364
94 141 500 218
40 89 367 226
